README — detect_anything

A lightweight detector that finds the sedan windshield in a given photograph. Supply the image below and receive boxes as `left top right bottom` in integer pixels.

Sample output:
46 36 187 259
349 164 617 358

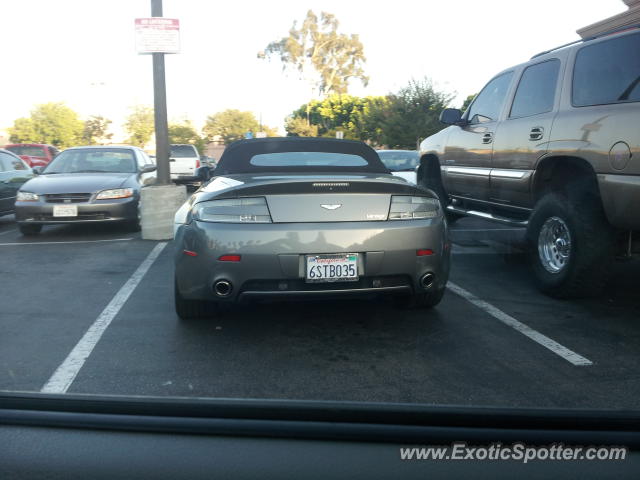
44 149 136 174
378 151 420 171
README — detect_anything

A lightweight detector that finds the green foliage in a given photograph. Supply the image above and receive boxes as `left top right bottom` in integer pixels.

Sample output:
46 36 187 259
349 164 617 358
168 121 206 154
461 93 476 112
9 102 84 148
286 94 388 143
203 110 278 145
124 105 154 148
285 78 453 149
376 78 455 149
260 10 368 95
285 117 319 137
82 115 113 145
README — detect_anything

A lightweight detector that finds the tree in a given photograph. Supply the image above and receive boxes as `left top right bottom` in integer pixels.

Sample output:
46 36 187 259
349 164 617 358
168 121 206 154
202 109 261 145
124 105 154 148
82 115 113 145
461 93 476 112
286 94 388 144
9 102 84 148
259 10 368 96
285 117 319 137
377 78 455 149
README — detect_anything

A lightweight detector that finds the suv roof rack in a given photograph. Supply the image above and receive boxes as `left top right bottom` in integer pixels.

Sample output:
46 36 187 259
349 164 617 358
531 23 640 59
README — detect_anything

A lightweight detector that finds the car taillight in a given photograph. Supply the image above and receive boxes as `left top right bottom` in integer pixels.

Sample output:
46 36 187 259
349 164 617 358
196 159 200 168
388 196 441 220
193 197 272 223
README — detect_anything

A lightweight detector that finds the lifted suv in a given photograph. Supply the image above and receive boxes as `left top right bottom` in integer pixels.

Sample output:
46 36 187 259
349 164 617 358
419 27 640 298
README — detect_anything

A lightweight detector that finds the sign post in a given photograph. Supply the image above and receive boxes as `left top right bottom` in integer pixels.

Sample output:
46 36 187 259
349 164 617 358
136 0 186 240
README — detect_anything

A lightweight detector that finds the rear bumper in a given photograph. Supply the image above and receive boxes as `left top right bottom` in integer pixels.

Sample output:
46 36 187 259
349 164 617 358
599 174 640 230
171 174 201 185
15 197 138 224
174 218 450 302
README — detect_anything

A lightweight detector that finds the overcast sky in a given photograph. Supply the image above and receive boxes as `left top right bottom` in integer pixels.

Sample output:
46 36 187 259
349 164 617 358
0 0 626 138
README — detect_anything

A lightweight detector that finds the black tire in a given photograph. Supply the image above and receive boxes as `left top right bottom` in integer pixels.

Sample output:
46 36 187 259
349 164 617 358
19 224 42 236
396 287 446 310
421 159 462 224
174 278 216 320
526 192 615 298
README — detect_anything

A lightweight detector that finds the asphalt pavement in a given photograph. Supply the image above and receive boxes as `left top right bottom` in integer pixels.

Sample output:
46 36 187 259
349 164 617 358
1 213 639 408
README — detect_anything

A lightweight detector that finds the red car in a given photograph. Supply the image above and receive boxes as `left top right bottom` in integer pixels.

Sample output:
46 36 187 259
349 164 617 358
4 143 60 168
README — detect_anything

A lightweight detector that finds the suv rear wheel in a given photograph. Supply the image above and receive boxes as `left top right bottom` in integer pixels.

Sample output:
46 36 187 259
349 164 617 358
526 193 615 298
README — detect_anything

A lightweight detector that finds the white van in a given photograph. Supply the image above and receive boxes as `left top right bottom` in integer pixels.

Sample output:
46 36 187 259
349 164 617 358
170 144 206 186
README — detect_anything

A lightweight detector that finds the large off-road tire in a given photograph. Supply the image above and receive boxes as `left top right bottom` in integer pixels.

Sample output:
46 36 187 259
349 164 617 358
19 224 42 236
526 192 615 298
421 159 462 224
174 278 216 320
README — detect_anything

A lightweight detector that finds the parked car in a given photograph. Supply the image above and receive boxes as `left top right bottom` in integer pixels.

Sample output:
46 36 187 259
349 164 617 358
170 144 210 187
173 137 450 319
14 145 157 235
0 149 34 216
4 143 59 168
377 150 419 184
419 26 640 298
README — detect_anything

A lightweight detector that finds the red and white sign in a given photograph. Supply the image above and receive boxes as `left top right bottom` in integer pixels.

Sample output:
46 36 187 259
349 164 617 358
135 18 180 54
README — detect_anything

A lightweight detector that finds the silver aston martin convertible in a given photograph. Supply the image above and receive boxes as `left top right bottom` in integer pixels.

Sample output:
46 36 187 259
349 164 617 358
173 137 450 319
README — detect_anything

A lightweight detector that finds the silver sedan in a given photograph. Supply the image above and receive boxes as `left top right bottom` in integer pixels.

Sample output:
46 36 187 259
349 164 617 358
173 137 450 319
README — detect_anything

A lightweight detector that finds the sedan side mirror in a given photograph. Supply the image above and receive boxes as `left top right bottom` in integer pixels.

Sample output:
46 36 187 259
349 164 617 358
439 108 465 126
32 166 43 175
140 165 157 173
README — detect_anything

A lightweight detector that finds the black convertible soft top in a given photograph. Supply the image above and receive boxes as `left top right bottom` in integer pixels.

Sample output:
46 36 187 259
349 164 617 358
214 137 390 175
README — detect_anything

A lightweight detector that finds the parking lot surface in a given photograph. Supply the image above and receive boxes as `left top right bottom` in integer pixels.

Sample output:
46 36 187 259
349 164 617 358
1 212 639 408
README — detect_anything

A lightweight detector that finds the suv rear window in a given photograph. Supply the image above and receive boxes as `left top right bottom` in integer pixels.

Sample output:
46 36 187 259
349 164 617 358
573 32 640 107
170 145 198 158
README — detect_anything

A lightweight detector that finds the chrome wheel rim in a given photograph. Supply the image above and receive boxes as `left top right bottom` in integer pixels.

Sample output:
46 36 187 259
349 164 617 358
538 216 572 274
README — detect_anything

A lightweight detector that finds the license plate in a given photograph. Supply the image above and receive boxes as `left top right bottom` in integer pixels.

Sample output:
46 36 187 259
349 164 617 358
53 205 78 217
306 253 358 282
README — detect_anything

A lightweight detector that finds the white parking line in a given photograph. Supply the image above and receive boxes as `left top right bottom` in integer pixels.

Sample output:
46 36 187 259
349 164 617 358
41 242 168 394
447 282 593 366
0 229 17 236
0 238 133 246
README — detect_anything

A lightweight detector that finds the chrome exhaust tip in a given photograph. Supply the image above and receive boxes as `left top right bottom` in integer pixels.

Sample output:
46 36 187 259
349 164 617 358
420 273 435 290
214 280 232 297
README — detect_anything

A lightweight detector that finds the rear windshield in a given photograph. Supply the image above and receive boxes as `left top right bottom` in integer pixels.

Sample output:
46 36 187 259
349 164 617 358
170 145 198 158
214 138 389 175
377 151 419 171
250 152 367 167
5 145 45 157
44 149 137 174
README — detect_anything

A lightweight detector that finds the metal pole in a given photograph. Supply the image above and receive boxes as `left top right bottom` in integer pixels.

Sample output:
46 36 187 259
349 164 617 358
151 0 170 185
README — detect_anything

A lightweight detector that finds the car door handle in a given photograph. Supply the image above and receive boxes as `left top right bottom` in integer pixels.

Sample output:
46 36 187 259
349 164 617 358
482 133 493 144
529 127 544 141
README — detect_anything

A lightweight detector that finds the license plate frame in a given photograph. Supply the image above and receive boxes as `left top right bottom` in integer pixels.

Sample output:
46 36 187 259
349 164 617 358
53 204 78 217
305 253 359 283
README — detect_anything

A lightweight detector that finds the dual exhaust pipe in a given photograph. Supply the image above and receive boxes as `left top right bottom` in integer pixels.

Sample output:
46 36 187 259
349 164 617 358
215 275 434 296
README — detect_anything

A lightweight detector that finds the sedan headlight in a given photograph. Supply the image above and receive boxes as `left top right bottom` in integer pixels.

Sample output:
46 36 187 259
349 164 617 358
17 191 39 201
389 196 440 220
96 188 134 200
193 197 272 223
